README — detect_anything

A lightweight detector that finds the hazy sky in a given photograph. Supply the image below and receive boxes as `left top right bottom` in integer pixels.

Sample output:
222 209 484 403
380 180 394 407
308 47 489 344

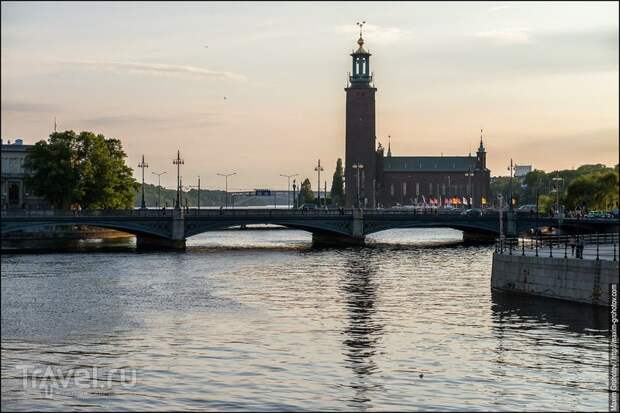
2 1 618 190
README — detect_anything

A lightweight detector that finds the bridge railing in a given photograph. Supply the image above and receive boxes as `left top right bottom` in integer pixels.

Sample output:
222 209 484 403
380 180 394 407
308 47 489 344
496 232 619 261
0 209 177 218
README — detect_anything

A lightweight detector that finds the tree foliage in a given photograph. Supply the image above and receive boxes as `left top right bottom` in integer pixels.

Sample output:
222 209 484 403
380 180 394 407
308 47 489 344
24 131 138 209
490 163 618 210
298 178 314 204
330 158 345 206
565 170 619 211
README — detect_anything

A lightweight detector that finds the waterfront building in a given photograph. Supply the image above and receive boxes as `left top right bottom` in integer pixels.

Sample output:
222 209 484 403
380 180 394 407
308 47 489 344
343 32 491 208
514 164 533 182
1 138 49 209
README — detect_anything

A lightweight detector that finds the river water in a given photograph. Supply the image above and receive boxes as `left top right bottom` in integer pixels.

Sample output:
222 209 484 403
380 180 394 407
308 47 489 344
1 228 611 411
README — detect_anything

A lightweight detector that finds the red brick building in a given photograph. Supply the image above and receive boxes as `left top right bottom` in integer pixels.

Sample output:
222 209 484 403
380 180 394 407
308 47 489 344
343 32 490 208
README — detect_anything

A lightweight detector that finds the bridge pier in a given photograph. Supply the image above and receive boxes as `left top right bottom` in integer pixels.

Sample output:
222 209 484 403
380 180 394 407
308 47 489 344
462 231 496 244
136 208 186 251
312 232 365 247
136 235 186 250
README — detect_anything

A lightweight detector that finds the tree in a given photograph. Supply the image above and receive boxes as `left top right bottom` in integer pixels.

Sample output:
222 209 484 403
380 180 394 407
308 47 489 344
330 158 345 206
298 178 314 205
24 130 138 209
566 170 619 211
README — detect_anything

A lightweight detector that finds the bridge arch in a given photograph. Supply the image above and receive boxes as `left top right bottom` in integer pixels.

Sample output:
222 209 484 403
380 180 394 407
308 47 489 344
1 220 171 239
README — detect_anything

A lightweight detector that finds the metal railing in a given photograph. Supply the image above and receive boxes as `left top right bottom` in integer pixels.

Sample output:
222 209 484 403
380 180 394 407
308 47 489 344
496 233 619 261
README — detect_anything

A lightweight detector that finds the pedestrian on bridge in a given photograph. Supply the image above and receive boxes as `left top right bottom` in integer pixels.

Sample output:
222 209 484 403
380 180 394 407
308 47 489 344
568 235 576 256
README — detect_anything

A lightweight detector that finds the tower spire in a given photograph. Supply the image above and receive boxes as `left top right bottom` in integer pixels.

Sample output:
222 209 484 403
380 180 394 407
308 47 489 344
356 20 366 39
387 135 392 157
478 128 485 151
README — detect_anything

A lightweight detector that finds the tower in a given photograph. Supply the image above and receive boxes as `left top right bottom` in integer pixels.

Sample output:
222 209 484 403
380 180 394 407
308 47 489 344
344 22 377 208
476 129 486 170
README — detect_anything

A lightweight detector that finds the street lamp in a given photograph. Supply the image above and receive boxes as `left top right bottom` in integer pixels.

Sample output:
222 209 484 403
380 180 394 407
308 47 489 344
151 171 167 208
497 194 504 242
314 160 324 208
292 179 297 209
551 174 564 217
217 172 236 208
138 155 149 209
352 163 364 208
465 169 474 208
172 150 184 209
280 173 298 209
507 159 514 210
186 176 201 210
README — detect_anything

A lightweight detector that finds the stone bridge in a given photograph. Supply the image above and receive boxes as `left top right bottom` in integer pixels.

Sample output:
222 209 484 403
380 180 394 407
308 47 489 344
1 208 617 249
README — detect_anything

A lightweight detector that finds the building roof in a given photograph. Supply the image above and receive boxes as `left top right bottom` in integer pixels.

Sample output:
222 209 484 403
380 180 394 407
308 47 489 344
384 156 477 173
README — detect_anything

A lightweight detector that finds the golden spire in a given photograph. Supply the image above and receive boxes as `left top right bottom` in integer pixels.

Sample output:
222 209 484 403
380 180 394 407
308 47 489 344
356 21 366 46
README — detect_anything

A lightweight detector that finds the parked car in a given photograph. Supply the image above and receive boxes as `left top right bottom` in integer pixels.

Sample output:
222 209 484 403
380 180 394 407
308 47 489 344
298 203 317 210
585 211 612 219
461 208 483 217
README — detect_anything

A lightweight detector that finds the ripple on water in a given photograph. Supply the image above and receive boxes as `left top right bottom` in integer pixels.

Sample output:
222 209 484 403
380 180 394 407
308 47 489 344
1 228 611 411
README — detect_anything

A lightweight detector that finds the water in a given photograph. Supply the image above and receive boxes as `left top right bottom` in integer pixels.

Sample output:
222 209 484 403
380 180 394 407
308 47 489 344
1 228 611 411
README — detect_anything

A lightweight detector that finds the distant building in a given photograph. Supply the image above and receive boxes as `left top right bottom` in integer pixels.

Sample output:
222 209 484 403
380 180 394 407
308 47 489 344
342 30 490 208
1 138 49 209
514 164 532 180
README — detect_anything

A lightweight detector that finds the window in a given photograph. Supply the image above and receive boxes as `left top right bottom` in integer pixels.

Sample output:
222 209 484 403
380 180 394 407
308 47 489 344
390 184 394 196
416 182 420 196
403 182 407 196
429 183 433 194
442 183 446 196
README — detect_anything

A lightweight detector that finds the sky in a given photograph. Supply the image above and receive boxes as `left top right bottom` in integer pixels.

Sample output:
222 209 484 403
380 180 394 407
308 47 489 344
1 1 618 191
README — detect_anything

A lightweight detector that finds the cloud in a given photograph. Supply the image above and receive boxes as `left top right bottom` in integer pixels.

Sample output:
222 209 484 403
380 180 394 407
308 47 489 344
57 60 247 82
83 112 222 129
488 5 512 12
474 28 530 45
334 24 411 45
2 101 59 113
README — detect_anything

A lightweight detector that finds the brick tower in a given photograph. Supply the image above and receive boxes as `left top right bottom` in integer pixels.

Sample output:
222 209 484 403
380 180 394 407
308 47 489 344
344 24 377 208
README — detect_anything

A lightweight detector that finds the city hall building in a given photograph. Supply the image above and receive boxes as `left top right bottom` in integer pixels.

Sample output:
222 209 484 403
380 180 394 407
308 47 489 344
343 31 490 208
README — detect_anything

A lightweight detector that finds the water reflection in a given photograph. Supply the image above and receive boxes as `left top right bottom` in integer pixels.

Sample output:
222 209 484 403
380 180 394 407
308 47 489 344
491 291 609 335
339 251 384 410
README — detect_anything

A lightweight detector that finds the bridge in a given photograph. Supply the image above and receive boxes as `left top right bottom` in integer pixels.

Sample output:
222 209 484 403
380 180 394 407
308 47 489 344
1 208 617 249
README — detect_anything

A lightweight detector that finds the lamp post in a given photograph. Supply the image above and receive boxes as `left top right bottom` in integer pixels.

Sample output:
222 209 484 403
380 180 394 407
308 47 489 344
552 174 564 217
186 176 201 210
280 173 298 209
465 169 474 208
217 172 236 208
172 151 184 209
498 194 504 242
372 178 376 209
507 159 514 210
292 179 297 209
314 160 324 208
352 163 364 208
138 155 149 209
151 171 167 208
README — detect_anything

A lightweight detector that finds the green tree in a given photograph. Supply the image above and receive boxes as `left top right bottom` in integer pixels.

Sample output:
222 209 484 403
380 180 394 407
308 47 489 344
298 178 314 205
566 170 619 211
24 130 138 209
330 158 345 206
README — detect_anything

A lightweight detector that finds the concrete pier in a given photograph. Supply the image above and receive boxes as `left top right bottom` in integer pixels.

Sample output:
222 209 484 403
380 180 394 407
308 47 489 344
136 235 186 250
491 253 618 307
312 232 365 247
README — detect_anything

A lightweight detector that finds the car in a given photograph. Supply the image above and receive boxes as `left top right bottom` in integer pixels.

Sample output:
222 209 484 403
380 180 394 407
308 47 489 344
518 204 537 213
298 203 317 210
585 211 609 219
461 208 482 217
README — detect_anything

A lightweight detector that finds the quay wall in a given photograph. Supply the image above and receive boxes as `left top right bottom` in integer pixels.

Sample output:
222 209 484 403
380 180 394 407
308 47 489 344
491 253 618 307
